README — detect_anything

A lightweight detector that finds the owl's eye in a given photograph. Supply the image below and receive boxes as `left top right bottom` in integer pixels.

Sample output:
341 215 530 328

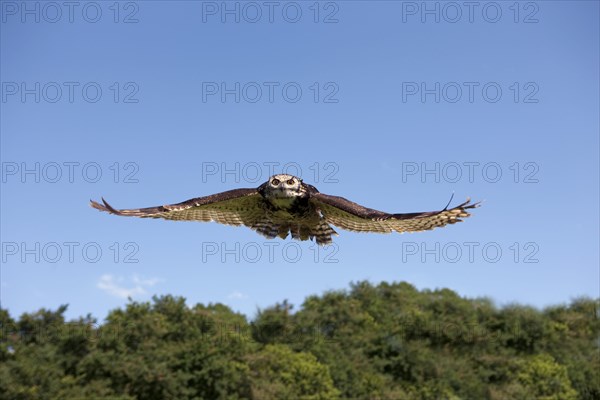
287 179 295 185
271 179 280 186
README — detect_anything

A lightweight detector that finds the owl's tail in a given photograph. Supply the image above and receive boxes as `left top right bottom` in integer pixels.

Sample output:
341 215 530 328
290 221 338 246
255 221 338 246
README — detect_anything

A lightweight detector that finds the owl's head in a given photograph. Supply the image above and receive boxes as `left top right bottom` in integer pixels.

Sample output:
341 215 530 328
263 174 304 199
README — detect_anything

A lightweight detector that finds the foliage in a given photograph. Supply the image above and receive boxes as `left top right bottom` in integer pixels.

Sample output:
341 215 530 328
1 282 598 399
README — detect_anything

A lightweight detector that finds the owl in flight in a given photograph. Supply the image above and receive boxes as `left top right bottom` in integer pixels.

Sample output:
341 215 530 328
91 174 480 245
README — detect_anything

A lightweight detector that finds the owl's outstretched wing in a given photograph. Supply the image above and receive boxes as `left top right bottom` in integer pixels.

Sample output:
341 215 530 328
90 188 268 227
91 188 336 243
310 193 479 233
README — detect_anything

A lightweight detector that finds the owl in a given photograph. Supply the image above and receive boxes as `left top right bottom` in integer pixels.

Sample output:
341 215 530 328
91 174 480 245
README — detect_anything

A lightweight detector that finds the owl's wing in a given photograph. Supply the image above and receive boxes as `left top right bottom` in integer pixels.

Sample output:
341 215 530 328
310 193 479 233
90 188 269 228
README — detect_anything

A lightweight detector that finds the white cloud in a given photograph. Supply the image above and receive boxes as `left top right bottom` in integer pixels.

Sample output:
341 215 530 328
227 291 247 300
132 275 161 287
97 274 162 299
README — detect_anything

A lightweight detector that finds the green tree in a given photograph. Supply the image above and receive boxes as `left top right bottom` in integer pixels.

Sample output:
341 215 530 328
515 354 578 399
1 282 598 399
247 344 339 399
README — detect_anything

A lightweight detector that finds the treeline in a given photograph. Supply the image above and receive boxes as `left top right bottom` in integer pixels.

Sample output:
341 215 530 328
1 281 598 399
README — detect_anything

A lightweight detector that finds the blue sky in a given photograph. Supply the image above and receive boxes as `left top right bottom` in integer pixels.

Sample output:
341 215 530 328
1 1 598 321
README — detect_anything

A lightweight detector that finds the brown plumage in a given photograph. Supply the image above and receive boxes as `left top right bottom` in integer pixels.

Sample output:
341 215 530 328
90 174 480 245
